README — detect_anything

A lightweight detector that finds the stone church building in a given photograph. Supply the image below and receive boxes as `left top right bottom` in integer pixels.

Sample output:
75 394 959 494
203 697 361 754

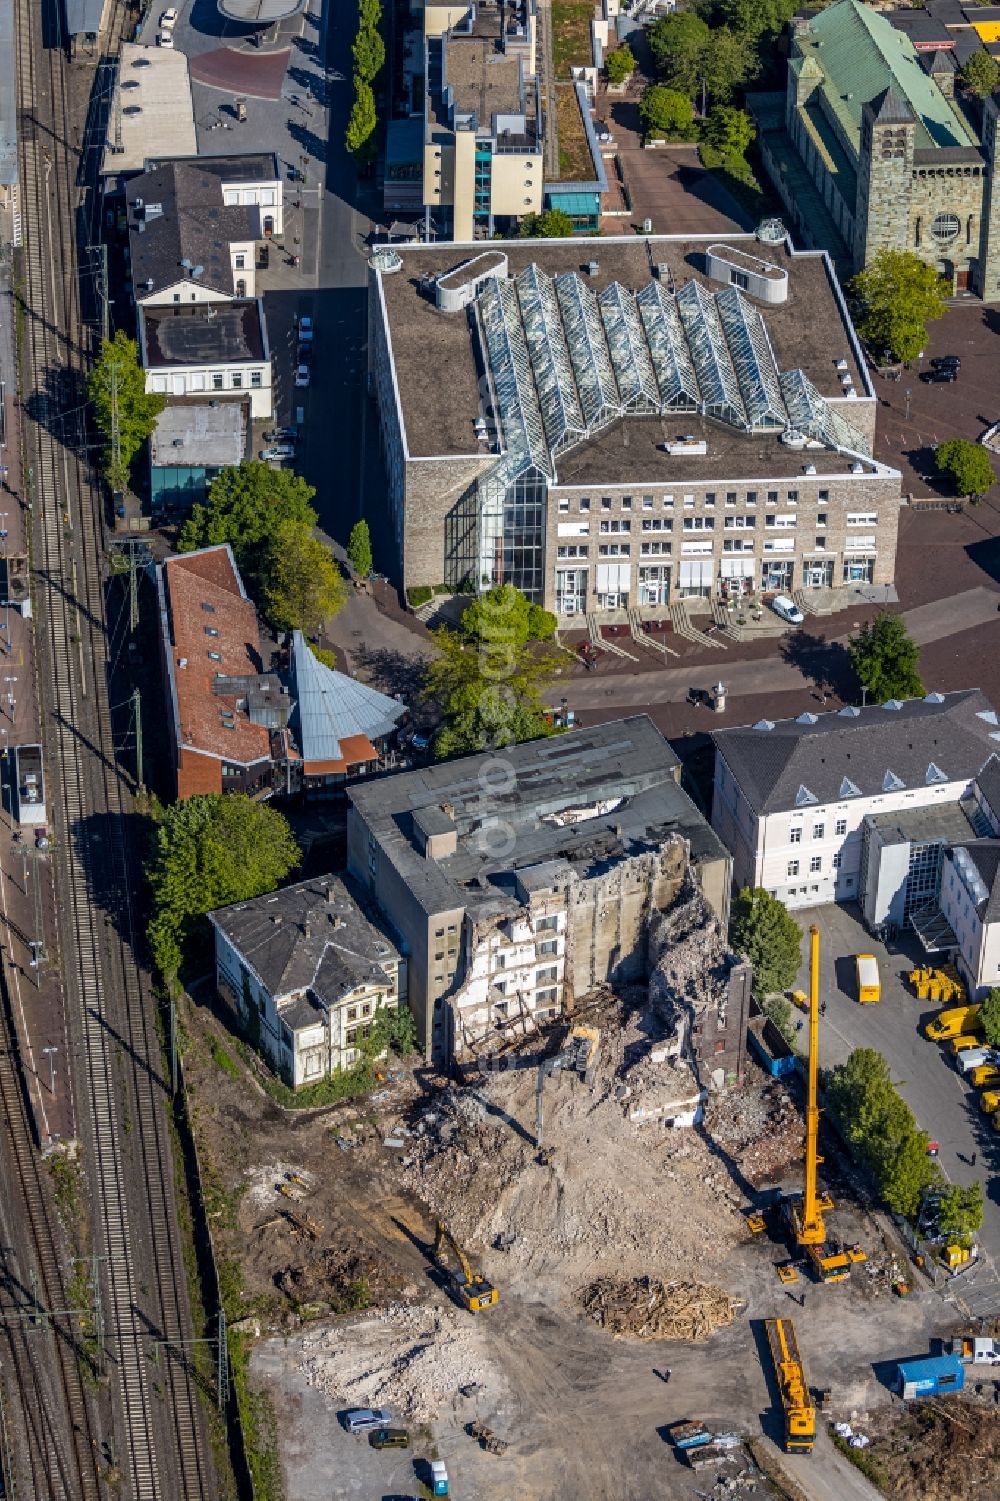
749 0 1000 298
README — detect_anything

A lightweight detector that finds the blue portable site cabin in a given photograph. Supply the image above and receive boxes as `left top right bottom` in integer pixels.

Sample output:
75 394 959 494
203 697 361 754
895 1353 965 1400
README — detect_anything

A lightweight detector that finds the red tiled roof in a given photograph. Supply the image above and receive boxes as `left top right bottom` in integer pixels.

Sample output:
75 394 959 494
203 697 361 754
303 734 377 777
162 546 272 768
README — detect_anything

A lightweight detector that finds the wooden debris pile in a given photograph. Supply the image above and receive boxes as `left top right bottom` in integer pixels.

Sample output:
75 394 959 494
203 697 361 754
578 1276 740 1342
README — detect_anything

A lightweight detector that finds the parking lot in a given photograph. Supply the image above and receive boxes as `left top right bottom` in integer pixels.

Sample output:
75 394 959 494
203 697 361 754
791 902 1000 1287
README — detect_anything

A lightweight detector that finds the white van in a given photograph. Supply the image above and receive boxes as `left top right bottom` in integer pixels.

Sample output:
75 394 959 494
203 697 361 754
957 1047 996 1075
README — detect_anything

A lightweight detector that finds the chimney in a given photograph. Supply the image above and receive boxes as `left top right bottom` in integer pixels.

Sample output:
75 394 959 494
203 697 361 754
303 917 311 939
326 886 336 904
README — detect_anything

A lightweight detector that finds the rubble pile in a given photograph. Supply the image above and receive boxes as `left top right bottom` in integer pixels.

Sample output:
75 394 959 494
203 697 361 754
394 1004 746 1294
300 1302 508 1424
703 1078 804 1187
579 1276 740 1342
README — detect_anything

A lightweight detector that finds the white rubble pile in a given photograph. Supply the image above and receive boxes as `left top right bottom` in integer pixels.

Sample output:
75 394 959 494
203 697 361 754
299 1302 507 1424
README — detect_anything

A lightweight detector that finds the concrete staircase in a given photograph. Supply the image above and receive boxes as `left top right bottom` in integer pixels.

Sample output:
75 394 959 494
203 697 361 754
587 613 640 661
668 601 728 650
793 589 820 618
627 607 679 658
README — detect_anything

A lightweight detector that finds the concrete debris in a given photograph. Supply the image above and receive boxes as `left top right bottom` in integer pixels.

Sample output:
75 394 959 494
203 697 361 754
578 1276 741 1342
702 1075 804 1188
467 1419 509 1454
300 1301 509 1425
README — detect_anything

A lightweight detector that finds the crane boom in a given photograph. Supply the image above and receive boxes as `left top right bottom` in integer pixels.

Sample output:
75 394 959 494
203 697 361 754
799 924 826 1246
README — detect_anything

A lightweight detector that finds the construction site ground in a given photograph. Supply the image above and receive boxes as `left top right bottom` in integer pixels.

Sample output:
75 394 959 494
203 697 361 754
182 993 963 1500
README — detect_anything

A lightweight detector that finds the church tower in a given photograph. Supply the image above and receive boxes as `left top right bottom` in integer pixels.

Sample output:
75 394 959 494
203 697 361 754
853 86 917 273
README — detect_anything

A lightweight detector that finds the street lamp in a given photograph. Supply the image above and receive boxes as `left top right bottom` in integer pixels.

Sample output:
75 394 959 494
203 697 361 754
904 388 912 423
41 1046 57 1095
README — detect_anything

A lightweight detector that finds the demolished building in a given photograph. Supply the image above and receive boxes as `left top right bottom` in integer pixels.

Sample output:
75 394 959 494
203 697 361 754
347 716 748 1071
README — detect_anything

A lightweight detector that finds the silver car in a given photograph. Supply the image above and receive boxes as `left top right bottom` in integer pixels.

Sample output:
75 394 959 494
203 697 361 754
260 444 295 462
343 1407 391 1434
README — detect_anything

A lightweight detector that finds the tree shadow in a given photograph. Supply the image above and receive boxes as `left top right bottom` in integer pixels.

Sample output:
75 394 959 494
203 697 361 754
287 64 328 108
778 630 854 699
287 118 328 166
351 643 428 702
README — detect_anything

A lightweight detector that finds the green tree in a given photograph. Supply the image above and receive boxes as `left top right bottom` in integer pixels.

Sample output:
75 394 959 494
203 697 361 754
935 438 996 500
959 50 1000 99
704 104 755 157
261 521 348 635
519 208 575 238
936 1181 984 1244
424 626 557 758
721 0 797 43
147 794 300 980
346 518 373 578
981 987 1000 1048
87 331 166 493
605 43 636 85
346 79 377 159
648 12 712 96
826 1048 937 1217
177 461 318 576
526 603 558 641
764 994 795 1045
848 612 924 703
729 886 802 998
849 249 948 363
367 1001 418 1058
640 85 696 141
352 24 385 82
700 28 756 104
460 584 558 647
359 0 381 25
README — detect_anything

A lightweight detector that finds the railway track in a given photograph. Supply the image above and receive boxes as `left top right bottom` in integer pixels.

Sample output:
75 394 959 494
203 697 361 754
13 0 216 1496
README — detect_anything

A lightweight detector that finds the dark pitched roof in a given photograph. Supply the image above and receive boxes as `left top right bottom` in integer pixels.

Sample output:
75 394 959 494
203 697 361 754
209 875 401 1020
922 47 957 72
126 154 278 299
869 84 918 124
976 754 1000 824
140 300 266 367
713 690 1000 816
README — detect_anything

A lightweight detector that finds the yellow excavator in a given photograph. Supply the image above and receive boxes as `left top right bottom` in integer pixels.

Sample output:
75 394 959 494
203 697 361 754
535 1024 600 1150
782 926 867 1284
433 1220 499 1313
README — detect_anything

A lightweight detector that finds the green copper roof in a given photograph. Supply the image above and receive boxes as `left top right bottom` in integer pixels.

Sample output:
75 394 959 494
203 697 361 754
797 0 975 154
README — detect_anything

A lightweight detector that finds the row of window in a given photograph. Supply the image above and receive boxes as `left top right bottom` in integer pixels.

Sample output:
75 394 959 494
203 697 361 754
556 489 834 515
789 818 849 842
787 854 843 876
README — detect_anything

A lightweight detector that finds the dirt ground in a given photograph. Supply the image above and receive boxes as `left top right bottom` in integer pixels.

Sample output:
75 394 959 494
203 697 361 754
181 981 962 1499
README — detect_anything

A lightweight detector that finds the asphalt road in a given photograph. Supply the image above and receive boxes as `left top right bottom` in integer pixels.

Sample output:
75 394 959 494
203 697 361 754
791 902 1000 1313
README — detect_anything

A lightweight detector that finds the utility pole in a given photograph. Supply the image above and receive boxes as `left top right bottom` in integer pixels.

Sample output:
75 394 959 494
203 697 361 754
71 1252 108 1376
133 686 143 791
129 541 138 632
217 1307 229 1411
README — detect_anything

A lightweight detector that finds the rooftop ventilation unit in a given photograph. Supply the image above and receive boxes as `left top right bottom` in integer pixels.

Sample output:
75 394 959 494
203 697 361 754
795 712 818 725
752 718 775 731
839 706 861 718
586 260 600 276
803 463 817 474
924 692 946 704
882 699 903 711
851 461 864 474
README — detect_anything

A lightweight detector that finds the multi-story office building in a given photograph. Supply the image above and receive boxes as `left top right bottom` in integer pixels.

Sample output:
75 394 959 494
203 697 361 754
346 716 734 1063
368 233 901 618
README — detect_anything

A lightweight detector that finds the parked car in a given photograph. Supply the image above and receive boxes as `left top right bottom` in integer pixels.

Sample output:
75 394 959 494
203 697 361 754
343 1408 392 1434
156 29 174 46
920 368 956 384
262 427 297 443
931 355 960 371
260 445 295 461
294 363 311 387
369 1428 410 1450
770 594 804 625
296 315 314 343
160 6 178 24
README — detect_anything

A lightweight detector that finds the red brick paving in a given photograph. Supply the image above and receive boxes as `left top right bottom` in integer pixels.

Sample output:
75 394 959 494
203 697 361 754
189 46 291 101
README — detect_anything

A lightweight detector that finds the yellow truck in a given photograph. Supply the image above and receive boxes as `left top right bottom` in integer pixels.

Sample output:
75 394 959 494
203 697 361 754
764 1318 816 1453
855 954 880 1004
951 1033 985 1057
925 1004 982 1042
970 1063 1000 1088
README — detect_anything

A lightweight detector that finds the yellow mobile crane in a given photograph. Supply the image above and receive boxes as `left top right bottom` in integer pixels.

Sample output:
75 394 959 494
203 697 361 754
783 926 866 1283
433 1220 499 1312
764 1318 816 1452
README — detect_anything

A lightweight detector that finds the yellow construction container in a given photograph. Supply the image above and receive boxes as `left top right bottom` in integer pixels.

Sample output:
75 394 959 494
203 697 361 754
981 1090 1000 1115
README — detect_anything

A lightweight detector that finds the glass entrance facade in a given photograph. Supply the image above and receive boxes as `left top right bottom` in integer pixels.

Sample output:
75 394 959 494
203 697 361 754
762 560 794 591
804 558 834 587
638 565 670 607
556 568 588 615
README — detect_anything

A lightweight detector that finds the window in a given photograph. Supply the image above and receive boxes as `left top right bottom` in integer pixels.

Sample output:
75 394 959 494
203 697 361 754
704 493 715 508
536 965 558 984
810 855 822 873
817 513 828 527
931 212 960 243
599 518 631 533
535 915 558 932
212 374 224 390
725 492 737 505
204 626 220 637
818 490 829 502
662 495 674 508
787 490 799 504
559 499 570 513
767 490 778 503
787 859 800 877
598 543 630 556
833 852 843 870
724 516 755 530
815 536 826 550
231 372 243 389
746 491 758 505
722 538 753 552
536 988 558 1006
835 818 847 836
813 823 824 840
538 938 558 956
621 496 632 510
207 650 222 661
580 497 590 512
235 253 246 269
682 516 714 532
173 293 180 303
557 544 589 558
790 827 801 844
251 370 262 388
847 512 878 527
641 518 671 532
640 541 670 556
201 602 216 613
601 497 612 511
765 514 797 529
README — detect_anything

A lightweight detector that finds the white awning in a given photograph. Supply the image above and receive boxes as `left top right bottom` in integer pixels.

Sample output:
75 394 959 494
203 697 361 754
596 562 630 591
720 557 755 579
679 560 713 586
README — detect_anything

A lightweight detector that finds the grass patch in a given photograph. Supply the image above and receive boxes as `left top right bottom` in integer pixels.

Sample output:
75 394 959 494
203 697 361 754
555 83 594 180
48 1153 84 1221
407 585 433 607
551 0 594 76
262 1058 381 1110
210 1039 240 1080
229 1332 283 1501
830 1429 889 1491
